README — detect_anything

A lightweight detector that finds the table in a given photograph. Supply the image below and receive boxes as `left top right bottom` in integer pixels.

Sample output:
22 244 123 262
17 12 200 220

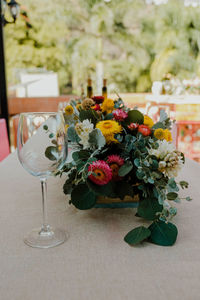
145 94 200 105
0 152 200 300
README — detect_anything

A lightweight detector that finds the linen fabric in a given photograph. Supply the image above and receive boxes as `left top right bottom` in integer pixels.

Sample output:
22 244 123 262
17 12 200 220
0 152 200 300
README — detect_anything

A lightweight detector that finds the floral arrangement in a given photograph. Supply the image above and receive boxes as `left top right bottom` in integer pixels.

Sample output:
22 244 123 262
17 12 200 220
53 96 191 247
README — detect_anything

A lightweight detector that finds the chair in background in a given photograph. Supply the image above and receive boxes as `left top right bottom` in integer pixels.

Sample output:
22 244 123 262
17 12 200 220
0 119 10 162
175 121 200 162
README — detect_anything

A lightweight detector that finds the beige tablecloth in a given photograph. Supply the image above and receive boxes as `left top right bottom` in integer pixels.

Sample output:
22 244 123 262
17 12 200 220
0 152 200 300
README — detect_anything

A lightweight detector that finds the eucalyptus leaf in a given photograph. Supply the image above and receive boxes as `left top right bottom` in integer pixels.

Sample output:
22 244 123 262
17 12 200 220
71 184 96 210
137 197 163 220
148 221 178 246
43 125 48 130
79 109 99 124
45 146 57 161
167 192 178 200
124 226 151 245
134 158 140 167
118 161 133 176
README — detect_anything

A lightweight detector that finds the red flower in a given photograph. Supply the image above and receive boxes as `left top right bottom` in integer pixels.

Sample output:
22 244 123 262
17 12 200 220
128 123 139 130
92 104 101 111
138 125 151 136
92 96 104 104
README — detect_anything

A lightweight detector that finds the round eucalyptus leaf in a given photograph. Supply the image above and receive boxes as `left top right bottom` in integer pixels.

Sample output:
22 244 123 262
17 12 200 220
71 184 96 210
148 220 178 246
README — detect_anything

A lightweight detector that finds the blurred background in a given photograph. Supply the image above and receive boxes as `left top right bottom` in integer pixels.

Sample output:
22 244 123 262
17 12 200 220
1 0 200 161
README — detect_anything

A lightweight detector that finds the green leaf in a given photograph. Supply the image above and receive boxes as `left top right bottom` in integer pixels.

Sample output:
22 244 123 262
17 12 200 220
134 158 140 167
125 135 137 152
87 180 116 197
148 221 178 246
118 161 133 176
137 197 163 220
45 146 57 161
68 125 80 143
179 181 189 189
104 113 113 120
168 178 178 189
79 109 99 124
71 184 96 210
124 226 151 245
152 122 165 130
186 196 192 201
63 182 73 195
148 178 154 184
43 125 48 130
51 139 57 145
115 181 134 200
126 110 144 124
72 150 90 163
159 109 168 122
88 129 106 149
136 169 145 180
167 192 178 200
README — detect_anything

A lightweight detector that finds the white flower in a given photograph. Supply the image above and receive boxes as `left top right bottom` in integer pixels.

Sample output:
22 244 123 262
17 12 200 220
75 120 94 149
148 140 183 178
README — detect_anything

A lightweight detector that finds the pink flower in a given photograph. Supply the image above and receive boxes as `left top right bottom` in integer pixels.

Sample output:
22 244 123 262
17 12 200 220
88 160 112 185
138 125 151 136
128 123 139 130
107 155 124 181
113 109 128 121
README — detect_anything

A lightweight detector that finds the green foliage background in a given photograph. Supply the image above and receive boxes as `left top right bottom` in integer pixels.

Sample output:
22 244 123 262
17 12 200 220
4 0 200 94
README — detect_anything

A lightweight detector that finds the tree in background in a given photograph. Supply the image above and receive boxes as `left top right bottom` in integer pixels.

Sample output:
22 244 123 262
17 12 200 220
4 0 200 94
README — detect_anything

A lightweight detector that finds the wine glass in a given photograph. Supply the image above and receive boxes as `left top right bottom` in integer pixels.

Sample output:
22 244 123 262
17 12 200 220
17 112 68 248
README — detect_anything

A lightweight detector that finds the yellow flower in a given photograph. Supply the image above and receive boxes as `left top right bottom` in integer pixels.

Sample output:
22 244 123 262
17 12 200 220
65 124 69 132
101 98 115 114
96 120 122 143
154 128 165 140
144 115 154 128
164 129 172 142
65 105 74 115
76 103 82 111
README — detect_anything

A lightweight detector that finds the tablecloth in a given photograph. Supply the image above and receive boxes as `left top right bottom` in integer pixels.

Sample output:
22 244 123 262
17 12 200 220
0 152 200 300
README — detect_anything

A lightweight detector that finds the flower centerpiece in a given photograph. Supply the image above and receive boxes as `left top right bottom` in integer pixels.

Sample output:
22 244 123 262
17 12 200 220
49 95 191 247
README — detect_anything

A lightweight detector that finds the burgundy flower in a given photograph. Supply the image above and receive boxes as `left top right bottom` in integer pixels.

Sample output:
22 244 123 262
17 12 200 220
92 96 104 104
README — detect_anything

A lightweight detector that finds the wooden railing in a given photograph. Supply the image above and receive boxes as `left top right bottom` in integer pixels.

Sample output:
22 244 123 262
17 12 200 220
8 95 76 116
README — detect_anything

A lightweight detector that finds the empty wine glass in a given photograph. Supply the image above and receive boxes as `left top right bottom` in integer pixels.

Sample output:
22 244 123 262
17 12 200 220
17 112 68 248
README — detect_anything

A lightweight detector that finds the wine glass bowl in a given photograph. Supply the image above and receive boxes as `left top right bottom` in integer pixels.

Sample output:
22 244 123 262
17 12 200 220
17 112 68 248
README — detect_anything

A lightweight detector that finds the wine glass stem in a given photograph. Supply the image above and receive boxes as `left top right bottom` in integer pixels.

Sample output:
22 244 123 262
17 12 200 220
40 177 49 232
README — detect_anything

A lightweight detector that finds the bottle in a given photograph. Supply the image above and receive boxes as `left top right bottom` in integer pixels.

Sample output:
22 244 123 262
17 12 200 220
87 78 93 98
102 78 107 99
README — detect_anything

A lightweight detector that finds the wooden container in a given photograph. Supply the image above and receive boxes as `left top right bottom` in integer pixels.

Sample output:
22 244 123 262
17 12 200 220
95 194 139 208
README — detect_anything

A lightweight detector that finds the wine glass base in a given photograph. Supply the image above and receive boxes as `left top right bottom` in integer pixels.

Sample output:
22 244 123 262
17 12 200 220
24 227 68 249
